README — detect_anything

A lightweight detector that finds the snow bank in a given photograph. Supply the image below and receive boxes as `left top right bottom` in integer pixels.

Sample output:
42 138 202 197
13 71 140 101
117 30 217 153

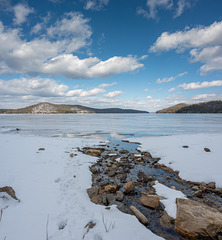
128 134 222 188
0 133 162 240
154 181 186 219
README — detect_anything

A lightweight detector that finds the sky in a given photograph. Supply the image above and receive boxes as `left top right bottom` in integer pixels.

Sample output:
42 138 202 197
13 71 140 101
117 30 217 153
0 0 222 112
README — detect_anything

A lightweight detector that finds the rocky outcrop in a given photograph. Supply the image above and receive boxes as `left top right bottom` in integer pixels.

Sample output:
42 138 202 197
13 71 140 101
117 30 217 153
175 198 222 239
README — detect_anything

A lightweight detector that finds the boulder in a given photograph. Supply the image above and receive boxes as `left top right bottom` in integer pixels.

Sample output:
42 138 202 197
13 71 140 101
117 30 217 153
175 198 222 239
0 186 18 200
130 206 148 225
104 184 117 193
138 195 160 209
86 149 102 157
124 181 135 193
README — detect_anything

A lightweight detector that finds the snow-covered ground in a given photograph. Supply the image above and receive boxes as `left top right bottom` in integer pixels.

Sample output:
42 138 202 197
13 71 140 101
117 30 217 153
0 133 163 240
128 133 222 188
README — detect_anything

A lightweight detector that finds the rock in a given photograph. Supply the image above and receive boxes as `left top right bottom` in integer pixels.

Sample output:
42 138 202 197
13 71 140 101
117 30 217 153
86 149 102 157
0 186 18 200
204 147 211 152
208 181 216 189
106 194 117 204
108 171 116 177
107 162 112 167
171 186 176 190
114 201 126 213
130 206 148 225
192 186 199 191
175 198 222 239
124 181 135 193
90 166 98 174
160 211 174 228
104 184 117 193
116 191 124 201
193 190 202 197
138 195 160 209
38 148 45 151
183 145 189 148
87 186 99 199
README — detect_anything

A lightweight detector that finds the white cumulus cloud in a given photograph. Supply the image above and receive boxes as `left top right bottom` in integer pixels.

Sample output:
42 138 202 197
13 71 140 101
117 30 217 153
169 80 222 92
104 91 122 98
150 21 222 74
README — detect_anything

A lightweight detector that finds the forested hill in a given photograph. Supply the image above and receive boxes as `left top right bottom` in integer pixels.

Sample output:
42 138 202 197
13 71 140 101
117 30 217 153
156 101 222 113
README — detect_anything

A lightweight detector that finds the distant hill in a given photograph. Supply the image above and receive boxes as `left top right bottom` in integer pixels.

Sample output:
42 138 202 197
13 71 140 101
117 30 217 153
156 103 188 113
0 102 149 114
156 101 222 113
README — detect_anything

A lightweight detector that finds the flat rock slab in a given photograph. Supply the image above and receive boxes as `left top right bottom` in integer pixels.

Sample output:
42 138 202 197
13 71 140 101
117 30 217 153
138 195 160 209
175 198 222 239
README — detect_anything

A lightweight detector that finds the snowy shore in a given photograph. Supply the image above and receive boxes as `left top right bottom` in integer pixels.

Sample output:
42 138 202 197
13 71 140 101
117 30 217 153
128 133 222 188
0 133 162 240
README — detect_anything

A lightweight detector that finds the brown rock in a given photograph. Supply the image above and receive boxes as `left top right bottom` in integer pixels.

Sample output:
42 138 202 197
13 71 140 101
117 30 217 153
0 186 18 200
104 184 117 193
124 181 135 193
86 149 101 157
160 211 174 228
116 191 124 201
175 198 222 239
38 148 45 151
208 181 216 189
138 195 160 209
130 206 148 225
204 147 211 152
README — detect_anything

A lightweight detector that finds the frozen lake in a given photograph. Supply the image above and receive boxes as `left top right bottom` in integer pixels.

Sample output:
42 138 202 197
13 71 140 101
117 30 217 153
0 113 222 139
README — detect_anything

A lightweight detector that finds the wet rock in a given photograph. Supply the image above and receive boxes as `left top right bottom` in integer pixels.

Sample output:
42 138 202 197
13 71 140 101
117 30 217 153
130 206 148 225
160 211 174 228
86 149 102 157
104 184 117 193
204 147 211 152
138 195 160 209
0 186 18 200
116 191 124 201
175 198 222 239
90 166 98 174
208 181 216 189
124 181 135 194
193 190 202 197
38 148 45 151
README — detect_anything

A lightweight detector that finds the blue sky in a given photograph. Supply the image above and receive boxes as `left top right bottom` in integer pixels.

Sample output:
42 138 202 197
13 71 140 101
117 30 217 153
0 0 222 111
